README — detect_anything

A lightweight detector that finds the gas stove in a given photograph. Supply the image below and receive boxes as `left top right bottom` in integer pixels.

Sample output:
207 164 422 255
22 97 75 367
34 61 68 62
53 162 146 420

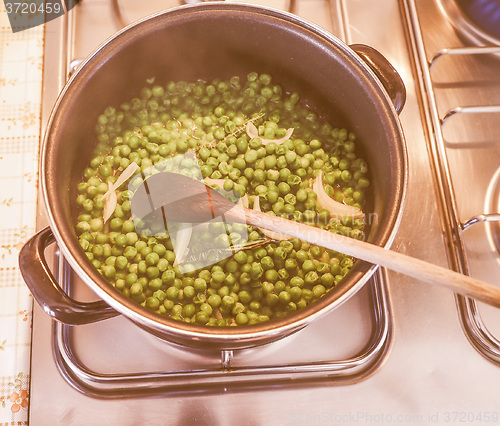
30 0 500 424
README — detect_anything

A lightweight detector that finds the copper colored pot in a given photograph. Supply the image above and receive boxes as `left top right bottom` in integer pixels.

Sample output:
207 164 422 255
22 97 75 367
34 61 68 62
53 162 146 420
20 3 407 349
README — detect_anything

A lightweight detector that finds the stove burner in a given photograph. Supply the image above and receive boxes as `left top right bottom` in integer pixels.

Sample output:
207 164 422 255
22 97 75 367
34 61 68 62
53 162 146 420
485 166 500 256
456 0 500 40
438 0 500 47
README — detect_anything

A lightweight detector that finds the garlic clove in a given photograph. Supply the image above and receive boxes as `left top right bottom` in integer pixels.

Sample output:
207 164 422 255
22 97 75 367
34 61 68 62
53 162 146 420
103 181 118 224
245 121 294 145
102 162 139 199
313 171 364 219
172 222 193 267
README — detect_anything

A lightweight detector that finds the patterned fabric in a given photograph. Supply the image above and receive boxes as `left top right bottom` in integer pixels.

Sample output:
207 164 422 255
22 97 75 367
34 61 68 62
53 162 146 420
0 6 44 424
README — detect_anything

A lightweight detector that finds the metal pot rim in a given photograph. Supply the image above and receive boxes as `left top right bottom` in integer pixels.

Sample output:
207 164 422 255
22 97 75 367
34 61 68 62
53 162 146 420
40 2 408 348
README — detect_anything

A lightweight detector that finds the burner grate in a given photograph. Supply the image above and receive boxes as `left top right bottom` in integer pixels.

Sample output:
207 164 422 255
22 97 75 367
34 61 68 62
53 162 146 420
42 0 395 398
437 0 500 47
402 0 500 365
51 254 392 398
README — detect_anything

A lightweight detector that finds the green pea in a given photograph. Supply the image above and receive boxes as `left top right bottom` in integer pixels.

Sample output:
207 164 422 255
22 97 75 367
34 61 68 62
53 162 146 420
285 150 297 164
224 272 236 287
277 182 291 196
110 218 123 231
183 304 196 318
125 273 138 287
320 273 335 288
301 259 315 273
157 258 169 272
263 189 277 205
123 246 137 260
140 246 152 257
200 302 213 316
261 256 275 270
222 295 235 309
236 138 248 153
114 279 126 291
290 276 304 288
305 271 319 285
267 169 280 181
310 245 323 259
103 265 116 279
225 260 238 273
236 290 251 304
294 250 307 264
244 149 258 163
194 278 207 293
284 258 297 270
92 244 104 258
95 233 108 245
164 250 175 263
250 262 264 280
119 219 134 233
341 170 352 182
279 291 291 304
166 286 179 301
264 269 279 282
239 272 252 286
198 146 210 161
218 286 230 298
145 252 160 266
235 312 248 325
98 164 112 179
208 294 222 308
289 286 302 302
145 296 160 311
153 290 166 303
146 266 159 279
274 247 287 261
148 278 163 291
89 218 103 232
313 284 326 298
257 314 270 323
234 251 247 264
114 234 127 248
211 270 226 284
275 267 287 280
337 256 352 269
82 199 94 212
102 244 112 258
232 302 245 315
316 262 329 274
195 311 209 324
358 177 370 188
245 230 259 241
296 188 308 203
130 282 143 297
162 270 176 285
264 154 277 169
265 293 279 307
115 255 128 270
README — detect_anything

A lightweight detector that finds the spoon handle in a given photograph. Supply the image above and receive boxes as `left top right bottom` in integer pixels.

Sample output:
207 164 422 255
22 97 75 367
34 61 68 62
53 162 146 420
227 205 500 308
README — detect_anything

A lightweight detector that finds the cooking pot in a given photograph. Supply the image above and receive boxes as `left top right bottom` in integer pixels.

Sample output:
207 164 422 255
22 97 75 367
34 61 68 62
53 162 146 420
19 3 407 349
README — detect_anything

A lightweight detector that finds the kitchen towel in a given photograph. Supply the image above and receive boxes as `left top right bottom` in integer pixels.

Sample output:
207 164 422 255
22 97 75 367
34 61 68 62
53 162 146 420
0 6 44 425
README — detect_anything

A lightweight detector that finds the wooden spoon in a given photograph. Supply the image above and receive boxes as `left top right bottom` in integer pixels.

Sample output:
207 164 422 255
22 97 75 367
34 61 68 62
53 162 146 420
134 172 500 309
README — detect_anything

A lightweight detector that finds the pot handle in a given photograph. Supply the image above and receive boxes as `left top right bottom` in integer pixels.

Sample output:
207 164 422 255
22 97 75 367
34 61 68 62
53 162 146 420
19 226 119 325
350 44 406 114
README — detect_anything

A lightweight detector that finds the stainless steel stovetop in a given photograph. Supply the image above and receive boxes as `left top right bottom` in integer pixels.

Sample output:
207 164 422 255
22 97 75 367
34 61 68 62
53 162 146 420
30 0 500 424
